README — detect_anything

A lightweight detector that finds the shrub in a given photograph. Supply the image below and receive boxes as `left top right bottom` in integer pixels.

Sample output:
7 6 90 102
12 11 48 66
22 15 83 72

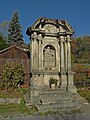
2 62 25 90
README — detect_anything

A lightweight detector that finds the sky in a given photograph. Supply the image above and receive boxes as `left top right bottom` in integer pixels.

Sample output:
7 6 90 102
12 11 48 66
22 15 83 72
0 0 90 43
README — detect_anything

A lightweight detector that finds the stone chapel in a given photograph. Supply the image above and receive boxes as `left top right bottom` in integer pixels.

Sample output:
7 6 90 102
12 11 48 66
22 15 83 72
26 17 80 111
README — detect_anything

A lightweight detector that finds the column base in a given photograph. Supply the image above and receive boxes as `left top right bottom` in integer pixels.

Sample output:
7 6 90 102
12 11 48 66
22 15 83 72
67 85 77 93
61 71 67 87
61 85 67 91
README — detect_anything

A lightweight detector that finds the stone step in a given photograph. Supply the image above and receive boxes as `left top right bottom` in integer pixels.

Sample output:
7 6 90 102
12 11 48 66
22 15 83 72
40 88 65 95
40 94 63 99
39 92 78 105
40 96 78 105
40 95 73 101
40 99 75 105
36 102 79 112
40 92 78 100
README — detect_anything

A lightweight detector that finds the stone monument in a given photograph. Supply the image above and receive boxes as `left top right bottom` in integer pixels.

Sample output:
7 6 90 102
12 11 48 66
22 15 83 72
26 17 80 111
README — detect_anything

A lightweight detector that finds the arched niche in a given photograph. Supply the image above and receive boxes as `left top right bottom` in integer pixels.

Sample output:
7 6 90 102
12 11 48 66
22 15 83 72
43 45 56 70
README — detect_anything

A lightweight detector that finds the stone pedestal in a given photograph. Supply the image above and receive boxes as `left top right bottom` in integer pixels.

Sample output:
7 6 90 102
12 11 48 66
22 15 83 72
67 71 77 93
60 71 67 91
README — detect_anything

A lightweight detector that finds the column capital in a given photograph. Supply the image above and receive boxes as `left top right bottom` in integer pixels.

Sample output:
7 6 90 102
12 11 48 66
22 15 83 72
66 35 71 42
38 34 42 40
31 33 38 39
60 36 65 42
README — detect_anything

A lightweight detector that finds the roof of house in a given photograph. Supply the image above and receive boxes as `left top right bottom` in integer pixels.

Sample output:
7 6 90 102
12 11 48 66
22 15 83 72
0 45 29 54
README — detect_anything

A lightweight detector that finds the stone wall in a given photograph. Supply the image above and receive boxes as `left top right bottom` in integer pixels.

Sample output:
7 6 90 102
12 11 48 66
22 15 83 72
0 98 21 104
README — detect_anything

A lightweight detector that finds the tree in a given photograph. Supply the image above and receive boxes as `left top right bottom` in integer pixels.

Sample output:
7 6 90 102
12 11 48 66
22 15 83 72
2 62 25 90
0 34 8 50
0 20 9 38
71 36 90 63
8 11 24 45
71 37 77 62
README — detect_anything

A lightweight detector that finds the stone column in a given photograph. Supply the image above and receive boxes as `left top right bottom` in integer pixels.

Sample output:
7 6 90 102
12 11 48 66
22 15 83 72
38 40 40 70
58 39 60 71
33 33 38 70
29 35 34 104
38 35 42 71
60 36 65 71
38 40 42 70
67 35 71 71
60 36 67 90
67 35 77 93
30 36 34 71
64 39 68 71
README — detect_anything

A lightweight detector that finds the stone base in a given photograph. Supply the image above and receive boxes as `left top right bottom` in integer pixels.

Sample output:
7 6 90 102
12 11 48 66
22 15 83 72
67 85 77 93
29 88 80 112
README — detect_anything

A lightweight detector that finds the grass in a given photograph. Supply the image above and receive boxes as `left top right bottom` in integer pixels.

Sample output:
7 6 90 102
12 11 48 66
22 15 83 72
0 97 37 116
0 88 37 116
0 103 37 115
77 89 90 102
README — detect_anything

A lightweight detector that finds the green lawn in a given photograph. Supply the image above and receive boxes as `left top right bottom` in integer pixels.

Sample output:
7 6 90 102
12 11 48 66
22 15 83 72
78 89 90 102
0 88 37 115
0 103 36 115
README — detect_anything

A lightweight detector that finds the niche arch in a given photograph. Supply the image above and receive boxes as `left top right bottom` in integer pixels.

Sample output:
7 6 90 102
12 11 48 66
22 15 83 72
43 45 56 70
